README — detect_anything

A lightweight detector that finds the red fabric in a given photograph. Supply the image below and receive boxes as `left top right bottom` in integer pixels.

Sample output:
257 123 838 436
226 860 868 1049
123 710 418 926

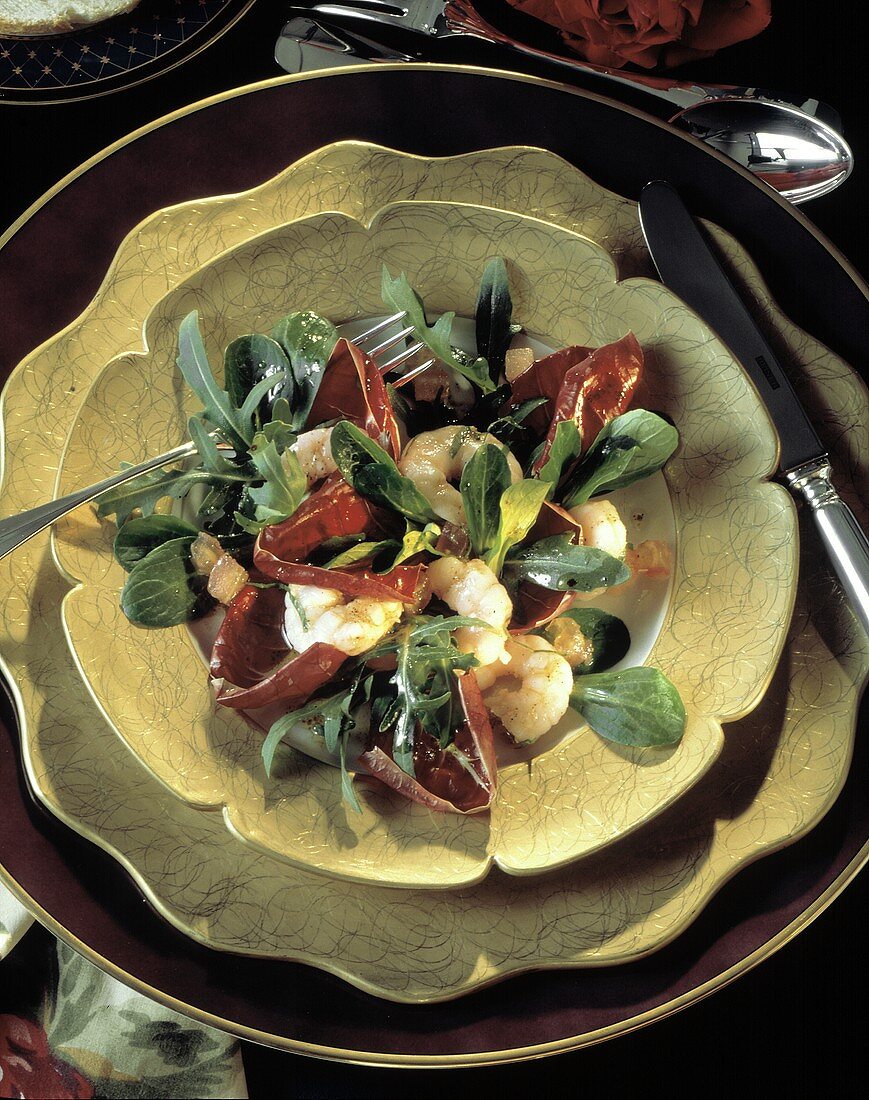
0 1015 93 1099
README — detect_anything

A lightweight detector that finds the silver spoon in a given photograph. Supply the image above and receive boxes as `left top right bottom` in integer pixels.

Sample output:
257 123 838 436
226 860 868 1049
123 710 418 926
277 4 853 203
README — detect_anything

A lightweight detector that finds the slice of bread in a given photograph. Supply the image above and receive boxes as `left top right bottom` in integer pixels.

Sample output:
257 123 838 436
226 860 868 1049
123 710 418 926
0 1 141 36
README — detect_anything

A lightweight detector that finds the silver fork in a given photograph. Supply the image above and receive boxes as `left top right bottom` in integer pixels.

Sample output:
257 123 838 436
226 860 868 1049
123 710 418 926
0 312 431 561
292 0 834 118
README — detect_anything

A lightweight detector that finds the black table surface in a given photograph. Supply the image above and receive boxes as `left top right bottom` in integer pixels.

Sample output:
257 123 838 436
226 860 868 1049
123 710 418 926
1 2 866 1095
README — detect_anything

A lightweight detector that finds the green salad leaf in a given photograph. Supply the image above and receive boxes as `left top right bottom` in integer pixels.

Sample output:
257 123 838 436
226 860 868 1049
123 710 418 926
536 420 582 489
381 267 495 393
235 433 307 533
561 409 678 508
484 478 550 576
459 442 512 559
270 310 338 428
176 311 250 450
113 515 199 572
120 537 208 627
542 607 631 674
386 616 480 775
223 334 293 426
330 419 438 524
570 666 685 747
96 466 244 526
504 533 630 591
475 257 513 384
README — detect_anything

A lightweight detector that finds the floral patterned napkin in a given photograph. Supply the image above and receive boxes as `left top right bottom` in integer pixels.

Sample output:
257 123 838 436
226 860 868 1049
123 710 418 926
1 884 247 1099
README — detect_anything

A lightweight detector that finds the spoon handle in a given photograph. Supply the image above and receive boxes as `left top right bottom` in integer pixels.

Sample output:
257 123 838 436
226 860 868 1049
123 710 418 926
442 0 832 120
0 440 197 561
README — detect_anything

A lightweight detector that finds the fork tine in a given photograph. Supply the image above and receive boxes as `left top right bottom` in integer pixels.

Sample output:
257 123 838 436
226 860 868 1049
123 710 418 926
377 340 425 373
354 311 406 345
391 358 437 389
367 325 415 357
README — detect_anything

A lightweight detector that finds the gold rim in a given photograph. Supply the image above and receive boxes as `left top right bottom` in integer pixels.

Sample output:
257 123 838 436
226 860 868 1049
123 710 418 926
0 0 256 107
1 844 866 1065
0 63 866 1061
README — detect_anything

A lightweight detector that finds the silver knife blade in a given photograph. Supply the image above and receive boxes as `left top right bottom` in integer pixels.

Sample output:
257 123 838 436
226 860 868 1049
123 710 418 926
640 179 869 635
639 179 823 473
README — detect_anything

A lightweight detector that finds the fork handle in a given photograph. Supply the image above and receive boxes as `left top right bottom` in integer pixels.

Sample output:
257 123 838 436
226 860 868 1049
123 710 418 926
443 0 826 118
0 440 198 562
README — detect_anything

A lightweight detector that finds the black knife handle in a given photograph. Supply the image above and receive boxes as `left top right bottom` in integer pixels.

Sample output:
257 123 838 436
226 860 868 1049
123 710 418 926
786 458 869 636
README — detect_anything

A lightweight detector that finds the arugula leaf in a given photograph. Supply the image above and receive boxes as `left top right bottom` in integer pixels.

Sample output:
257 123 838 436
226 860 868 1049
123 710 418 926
262 669 371 811
187 415 236 476
120 537 209 627
325 539 398 569
459 443 512 559
270 311 338 427
224 334 293 424
176 311 250 450
330 420 438 524
113 515 200 572
542 607 631 673
561 409 679 508
537 420 582 489
96 466 246 526
475 257 513 384
387 616 480 775
504 534 630 591
234 434 306 533
381 267 495 393
484 478 550 576
570 666 685 747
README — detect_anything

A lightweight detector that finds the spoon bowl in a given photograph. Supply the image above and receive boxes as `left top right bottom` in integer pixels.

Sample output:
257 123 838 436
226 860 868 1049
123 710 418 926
670 98 854 204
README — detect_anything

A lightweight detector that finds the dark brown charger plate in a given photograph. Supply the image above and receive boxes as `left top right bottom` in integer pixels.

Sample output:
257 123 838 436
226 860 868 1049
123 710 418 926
0 66 866 1063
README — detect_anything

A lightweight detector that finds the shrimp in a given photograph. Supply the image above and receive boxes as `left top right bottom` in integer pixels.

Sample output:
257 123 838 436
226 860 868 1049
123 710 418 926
398 426 522 526
289 427 337 484
475 635 573 743
427 555 513 666
569 499 627 560
283 584 403 657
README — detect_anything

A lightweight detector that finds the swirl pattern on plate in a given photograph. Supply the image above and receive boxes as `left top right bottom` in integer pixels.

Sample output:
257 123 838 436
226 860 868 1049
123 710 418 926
0 143 865 1001
53 200 790 888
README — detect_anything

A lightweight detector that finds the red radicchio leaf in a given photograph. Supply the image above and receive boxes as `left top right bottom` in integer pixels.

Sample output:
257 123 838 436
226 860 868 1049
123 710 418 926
210 584 289 687
307 338 401 457
214 642 347 710
252 550 424 604
255 472 386 563
534 332 643 471
527 499 584 543
508 344 593 434
510 585 574 634
358 671 496 814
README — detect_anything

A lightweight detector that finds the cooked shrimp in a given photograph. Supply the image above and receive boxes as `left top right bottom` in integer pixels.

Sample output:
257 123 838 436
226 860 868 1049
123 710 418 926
475 635 573 743
397 426 522 526
569 499 628 560
283 584 403 657
427 555 512 666
289 427 337 484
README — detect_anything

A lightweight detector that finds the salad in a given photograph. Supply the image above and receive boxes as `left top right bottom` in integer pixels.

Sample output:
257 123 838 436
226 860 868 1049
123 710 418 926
99 260 685 814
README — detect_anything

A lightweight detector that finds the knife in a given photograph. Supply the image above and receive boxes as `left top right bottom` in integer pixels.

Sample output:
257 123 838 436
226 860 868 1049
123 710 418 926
639 180 869 635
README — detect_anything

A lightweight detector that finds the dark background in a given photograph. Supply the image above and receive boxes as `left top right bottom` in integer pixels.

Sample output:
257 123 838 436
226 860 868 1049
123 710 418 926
1 2 866 1095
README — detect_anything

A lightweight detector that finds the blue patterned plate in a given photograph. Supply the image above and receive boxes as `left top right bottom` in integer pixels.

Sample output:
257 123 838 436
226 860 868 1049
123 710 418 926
0 0 254 102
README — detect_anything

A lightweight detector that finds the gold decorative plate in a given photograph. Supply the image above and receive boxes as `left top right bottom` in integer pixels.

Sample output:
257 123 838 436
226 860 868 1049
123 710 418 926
53 199 791 888
0 144 865 1002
